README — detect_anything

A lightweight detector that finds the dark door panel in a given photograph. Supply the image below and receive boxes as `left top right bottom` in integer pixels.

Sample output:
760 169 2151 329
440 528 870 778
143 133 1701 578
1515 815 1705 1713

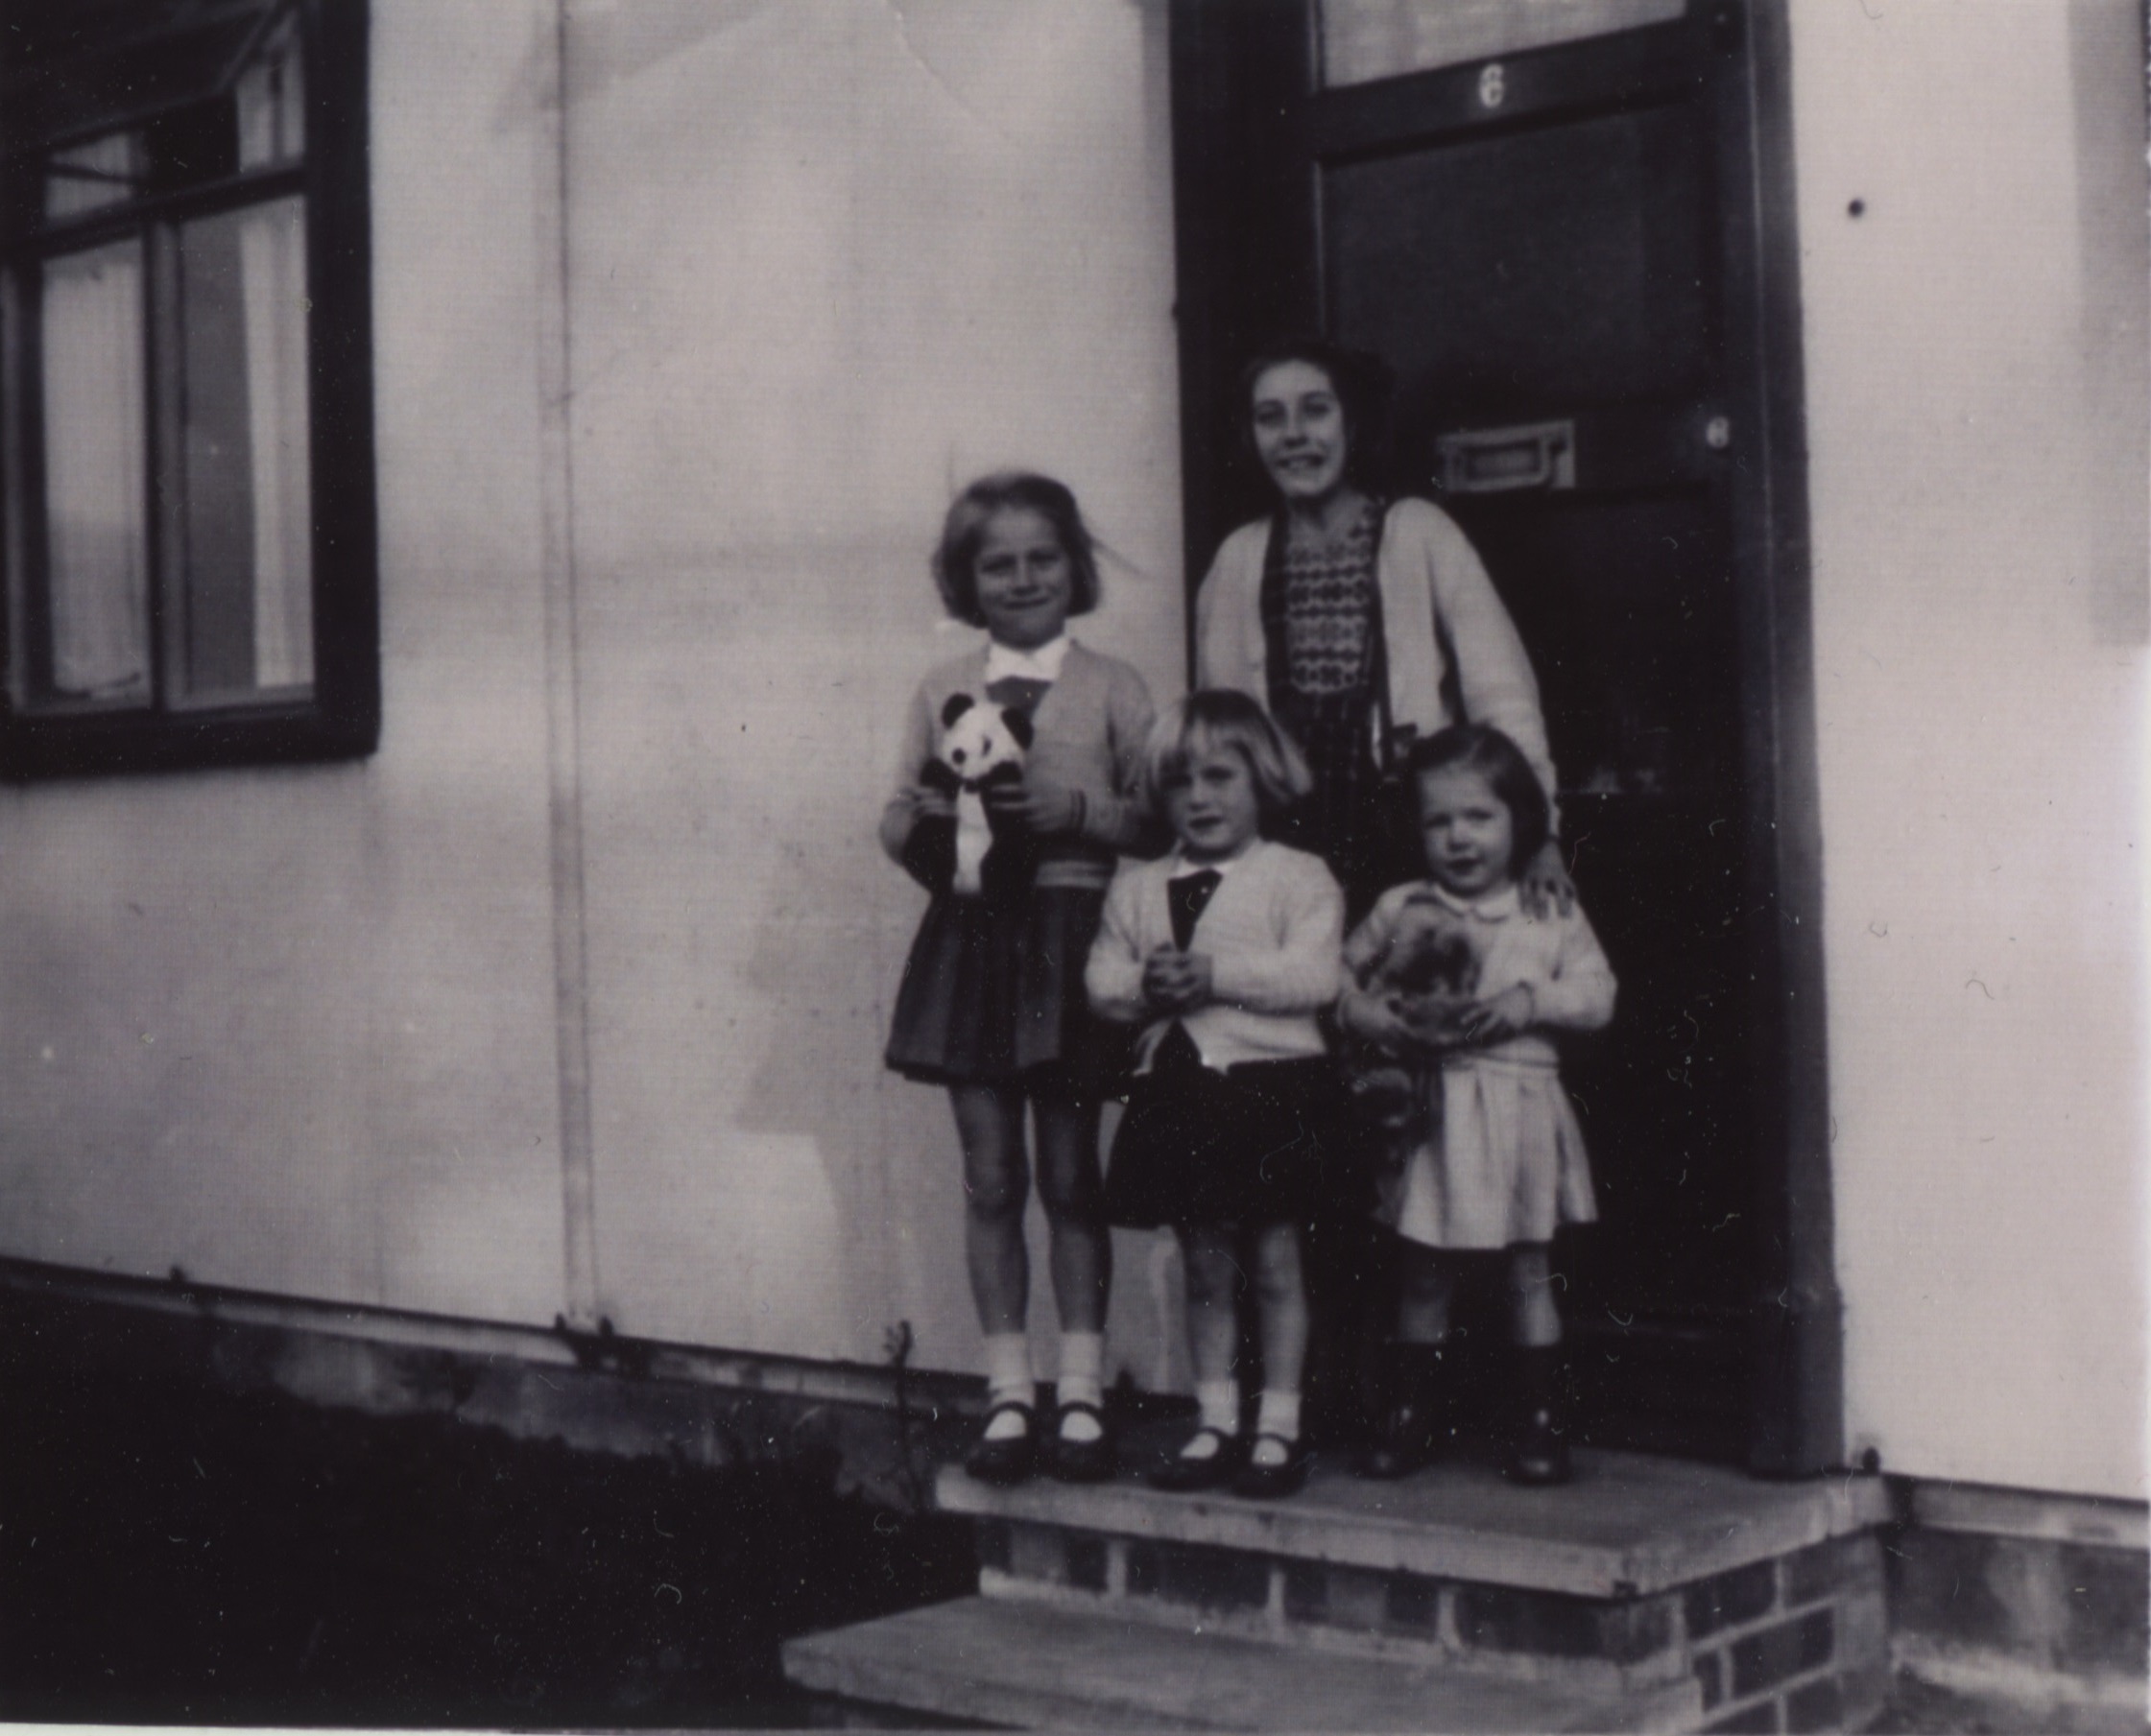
1169 0 1837 1465
1325 103 1712 416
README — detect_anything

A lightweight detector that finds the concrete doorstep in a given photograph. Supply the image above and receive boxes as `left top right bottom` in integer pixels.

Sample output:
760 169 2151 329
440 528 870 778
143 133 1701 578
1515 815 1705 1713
780 1595 1701 1732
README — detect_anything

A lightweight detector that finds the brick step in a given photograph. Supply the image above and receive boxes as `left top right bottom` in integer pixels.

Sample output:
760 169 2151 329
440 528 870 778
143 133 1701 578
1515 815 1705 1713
932 1439 1894 1730
781 1594 1703 1731
938 1440 1890 1597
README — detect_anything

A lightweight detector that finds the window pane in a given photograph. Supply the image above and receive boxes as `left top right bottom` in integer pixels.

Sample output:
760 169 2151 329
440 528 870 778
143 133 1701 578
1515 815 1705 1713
176 196 312 698
41 241 152 702
45 132 142 222
235 14 305 169
1321 0 1686 87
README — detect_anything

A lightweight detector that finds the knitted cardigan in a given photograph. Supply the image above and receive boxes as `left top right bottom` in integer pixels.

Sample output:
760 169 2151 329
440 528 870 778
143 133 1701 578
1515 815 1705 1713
1193 496 1560 821
1087 841 1344 1073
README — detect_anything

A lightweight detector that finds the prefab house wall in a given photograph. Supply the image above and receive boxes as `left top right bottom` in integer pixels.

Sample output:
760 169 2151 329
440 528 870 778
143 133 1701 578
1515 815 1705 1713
0 0 1188 1376
1789 0 2147 1501
0 0 2140 1504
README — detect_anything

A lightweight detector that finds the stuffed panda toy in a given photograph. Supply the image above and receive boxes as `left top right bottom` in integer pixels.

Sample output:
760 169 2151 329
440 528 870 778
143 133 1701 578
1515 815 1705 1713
901 692 1038 901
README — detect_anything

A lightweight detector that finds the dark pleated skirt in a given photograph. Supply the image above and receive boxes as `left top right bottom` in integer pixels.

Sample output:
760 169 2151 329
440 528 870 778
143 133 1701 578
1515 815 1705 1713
884 885 1120 1092
1105 1049 1364 1230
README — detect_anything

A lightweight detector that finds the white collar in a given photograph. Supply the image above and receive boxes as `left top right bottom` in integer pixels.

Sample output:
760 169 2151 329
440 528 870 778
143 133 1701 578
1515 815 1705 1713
1170 840 1257 879
1427 880 1520 921
984 635 1071 683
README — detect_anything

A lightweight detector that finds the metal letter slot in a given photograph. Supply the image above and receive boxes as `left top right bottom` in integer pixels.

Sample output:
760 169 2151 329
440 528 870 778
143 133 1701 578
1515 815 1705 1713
1435 419 1576 494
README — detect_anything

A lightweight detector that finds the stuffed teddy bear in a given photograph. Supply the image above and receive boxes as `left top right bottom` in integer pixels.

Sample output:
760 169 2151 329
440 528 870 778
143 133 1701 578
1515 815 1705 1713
1347 890 1484 1132
900 692 1038 901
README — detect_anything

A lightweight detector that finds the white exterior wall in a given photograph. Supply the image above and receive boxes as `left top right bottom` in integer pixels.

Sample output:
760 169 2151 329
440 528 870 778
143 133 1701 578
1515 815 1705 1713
557 0 1187 1371
1790 0 2148 1499
0 0 1187 1384
0 0 2139 1503
0 2 569 1325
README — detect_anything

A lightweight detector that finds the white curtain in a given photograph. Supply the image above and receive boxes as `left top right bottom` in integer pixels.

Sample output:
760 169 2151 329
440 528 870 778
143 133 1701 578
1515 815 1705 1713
236 196 313 689
41 242 150 701
235 13 305 170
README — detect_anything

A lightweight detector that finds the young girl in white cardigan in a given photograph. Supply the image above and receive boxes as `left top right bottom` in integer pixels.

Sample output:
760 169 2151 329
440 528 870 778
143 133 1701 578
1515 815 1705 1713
1087 691 1349 1499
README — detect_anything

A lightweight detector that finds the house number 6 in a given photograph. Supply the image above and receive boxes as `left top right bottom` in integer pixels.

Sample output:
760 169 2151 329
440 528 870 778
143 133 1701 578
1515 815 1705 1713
1477 62 1506 108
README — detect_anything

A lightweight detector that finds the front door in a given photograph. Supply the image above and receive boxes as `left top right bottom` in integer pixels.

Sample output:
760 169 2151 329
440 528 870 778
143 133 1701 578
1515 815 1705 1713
1169 0 1835 1470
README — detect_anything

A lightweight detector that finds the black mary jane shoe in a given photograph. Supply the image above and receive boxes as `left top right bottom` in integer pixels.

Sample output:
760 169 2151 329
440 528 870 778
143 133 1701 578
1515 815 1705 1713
1230 1434 1312 1501
1146 1426 1248 1493
964 1400 1039 1486
1047 1400 1117 1484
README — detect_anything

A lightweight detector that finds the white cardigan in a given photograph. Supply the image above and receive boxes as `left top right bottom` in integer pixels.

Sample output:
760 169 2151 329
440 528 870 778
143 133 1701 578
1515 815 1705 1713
1086 841 1343 1075
1192 496 1560 822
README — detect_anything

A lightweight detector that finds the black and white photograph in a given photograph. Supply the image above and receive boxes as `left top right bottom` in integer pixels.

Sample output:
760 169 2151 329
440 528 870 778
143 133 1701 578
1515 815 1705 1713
0 0 2142 1729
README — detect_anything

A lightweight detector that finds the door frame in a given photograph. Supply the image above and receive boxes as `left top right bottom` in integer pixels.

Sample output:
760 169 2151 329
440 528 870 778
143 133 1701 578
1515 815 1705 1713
1165 0 1839 1476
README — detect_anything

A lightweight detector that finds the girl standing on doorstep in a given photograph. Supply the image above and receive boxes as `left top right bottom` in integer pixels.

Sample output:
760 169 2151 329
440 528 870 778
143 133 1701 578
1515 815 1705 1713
1087 691 1349 1500
1340 725 1615 1486
882 472 1157 1486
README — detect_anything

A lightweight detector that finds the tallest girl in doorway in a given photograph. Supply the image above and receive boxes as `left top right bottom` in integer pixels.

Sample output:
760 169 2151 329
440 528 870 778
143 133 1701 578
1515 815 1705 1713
1193 338 1568 918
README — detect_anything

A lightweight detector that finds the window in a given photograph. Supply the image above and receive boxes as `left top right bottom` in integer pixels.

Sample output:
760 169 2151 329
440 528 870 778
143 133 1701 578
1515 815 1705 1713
0 0 375 775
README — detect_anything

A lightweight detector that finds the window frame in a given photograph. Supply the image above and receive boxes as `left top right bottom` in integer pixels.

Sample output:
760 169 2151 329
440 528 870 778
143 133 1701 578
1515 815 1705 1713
0 0 376 778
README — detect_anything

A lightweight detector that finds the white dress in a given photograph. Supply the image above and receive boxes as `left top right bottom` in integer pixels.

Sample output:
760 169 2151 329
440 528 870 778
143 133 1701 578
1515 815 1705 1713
1343 881 1617 1249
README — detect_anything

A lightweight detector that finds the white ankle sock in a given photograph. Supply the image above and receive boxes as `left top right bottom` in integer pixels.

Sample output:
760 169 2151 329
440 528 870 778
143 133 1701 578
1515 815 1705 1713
1057 1331 1106 1442
1253 1389 1302 1463
1179 1377 1241 1458
983 1332 1036 1440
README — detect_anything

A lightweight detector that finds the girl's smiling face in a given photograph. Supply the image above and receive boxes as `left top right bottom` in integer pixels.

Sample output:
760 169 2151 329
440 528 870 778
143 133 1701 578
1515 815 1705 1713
973 508 1073 651
1417 766 1516 898
1251 360 1350 505
1166 740 1262 865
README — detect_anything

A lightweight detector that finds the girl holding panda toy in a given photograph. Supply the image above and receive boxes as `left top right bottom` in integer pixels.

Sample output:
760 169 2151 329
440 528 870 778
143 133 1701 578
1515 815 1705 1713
881 470 1157 1487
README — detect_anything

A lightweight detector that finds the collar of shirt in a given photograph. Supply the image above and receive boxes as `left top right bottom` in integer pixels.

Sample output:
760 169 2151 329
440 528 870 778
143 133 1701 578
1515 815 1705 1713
984 635 1072 684
1427 880 1520 921
1168 840 1256 880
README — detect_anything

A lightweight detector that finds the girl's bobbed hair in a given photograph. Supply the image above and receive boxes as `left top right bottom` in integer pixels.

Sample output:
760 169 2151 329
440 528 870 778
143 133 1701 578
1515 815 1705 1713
1147 689 1313 826
931 471 1102 628
1407 725 1551 876
1238 336 1395 494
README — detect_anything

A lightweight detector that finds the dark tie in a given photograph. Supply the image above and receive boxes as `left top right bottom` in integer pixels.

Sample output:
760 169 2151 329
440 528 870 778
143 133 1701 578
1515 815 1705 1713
1155 869 1222 1074
1166 868 1221 951
985 675 1051 719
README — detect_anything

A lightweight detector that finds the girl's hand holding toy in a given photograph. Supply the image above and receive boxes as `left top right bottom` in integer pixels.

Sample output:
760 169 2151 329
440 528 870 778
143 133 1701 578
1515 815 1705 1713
1394 991 1475 1052
909 784 957 821
1452 983 1537 1046
1339 986 1416 1056
982 772 1084 836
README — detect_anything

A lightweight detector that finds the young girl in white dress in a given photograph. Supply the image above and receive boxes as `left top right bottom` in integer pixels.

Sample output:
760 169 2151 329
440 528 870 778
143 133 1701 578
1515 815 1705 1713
1339 725 1615 1486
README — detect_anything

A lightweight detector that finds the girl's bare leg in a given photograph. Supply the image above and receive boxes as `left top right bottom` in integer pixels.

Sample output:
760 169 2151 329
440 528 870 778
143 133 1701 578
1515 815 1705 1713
1507 1244 1563 1348
1253 1223 1310 1401
1032 1087 1110 1335
951 1084 1029 1335
1181 1225 1243 1388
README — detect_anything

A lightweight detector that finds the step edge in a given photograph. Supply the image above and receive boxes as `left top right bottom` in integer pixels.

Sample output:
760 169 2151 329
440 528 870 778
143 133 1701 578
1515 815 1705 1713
782 1630 1215 1731
939 1463 1892 1598
782 1599 1706 1735
975 1565 1695 1695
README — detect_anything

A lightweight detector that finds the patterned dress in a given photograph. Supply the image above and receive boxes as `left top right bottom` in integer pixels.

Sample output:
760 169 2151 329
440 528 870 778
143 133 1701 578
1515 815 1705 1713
1257 497 1410 915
